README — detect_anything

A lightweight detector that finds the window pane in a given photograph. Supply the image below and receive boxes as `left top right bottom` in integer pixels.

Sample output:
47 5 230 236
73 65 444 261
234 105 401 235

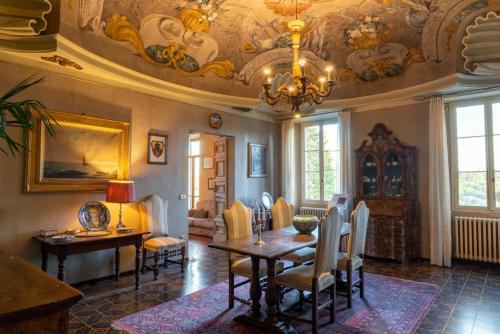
458 172 487 207
493 103 500 134
323 150 338 172
304 126 320 150
495 135 500 171
323 170 337 200
305 151 320 171
323 124 339 151
305 172 320 201
496 171 500 208
190 140 200 155
457 137 486 171
456 105 485 137
193 157 200 196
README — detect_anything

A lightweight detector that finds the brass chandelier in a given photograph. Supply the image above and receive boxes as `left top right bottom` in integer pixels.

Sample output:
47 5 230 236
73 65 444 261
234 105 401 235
261 2 336 114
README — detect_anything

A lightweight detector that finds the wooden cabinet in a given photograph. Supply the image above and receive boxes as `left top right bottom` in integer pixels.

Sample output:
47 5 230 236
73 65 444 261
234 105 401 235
355 123 419 264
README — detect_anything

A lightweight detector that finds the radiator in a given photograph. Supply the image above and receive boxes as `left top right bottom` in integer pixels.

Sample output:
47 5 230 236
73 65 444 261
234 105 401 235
299 207 328 219
454 216 500 263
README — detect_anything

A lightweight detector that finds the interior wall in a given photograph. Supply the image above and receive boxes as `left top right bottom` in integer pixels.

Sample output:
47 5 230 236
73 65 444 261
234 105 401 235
351 102 431 259
0 60 279 283
198 134 218 205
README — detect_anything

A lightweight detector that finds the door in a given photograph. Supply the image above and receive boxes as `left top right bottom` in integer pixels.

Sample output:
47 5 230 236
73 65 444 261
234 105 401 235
213 138 228 242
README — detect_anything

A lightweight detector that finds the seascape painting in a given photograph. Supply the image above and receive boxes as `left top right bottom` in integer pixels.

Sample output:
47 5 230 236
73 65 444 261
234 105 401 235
25 110 130 192
43 124 120 180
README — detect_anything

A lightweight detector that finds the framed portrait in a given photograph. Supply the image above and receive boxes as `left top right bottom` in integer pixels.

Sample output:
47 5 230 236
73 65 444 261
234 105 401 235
148 133 168 165
248 143 267 178
208 177 215 190
25 110 130 193
203 156 213 169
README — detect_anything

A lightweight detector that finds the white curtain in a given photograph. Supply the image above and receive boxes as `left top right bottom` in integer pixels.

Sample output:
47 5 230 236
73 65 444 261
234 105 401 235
338 110 354 197
429 97 452 267
281 120 297 207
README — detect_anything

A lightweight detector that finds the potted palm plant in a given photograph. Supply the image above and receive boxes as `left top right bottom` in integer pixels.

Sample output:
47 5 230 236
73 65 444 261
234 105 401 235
0 75 55 157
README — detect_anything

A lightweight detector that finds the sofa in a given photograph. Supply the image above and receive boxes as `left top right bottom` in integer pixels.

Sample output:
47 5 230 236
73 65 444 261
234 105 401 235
188 199 214 237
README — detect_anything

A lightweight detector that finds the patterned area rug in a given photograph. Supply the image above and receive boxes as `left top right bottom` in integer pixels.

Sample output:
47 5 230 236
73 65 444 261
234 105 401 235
113 273 438 334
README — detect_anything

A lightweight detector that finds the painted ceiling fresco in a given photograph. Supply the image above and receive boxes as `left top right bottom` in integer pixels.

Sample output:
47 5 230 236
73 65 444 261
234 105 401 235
62 0 499 99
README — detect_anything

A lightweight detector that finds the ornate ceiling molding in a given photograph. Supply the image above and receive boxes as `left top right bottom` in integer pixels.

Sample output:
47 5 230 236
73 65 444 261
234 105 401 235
0 0 52 36
462 11 500 76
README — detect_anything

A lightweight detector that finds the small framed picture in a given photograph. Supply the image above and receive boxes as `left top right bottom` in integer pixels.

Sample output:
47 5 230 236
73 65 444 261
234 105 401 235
203 156 213 169
148 133 168 165
208 178 215 190
248 143 267 178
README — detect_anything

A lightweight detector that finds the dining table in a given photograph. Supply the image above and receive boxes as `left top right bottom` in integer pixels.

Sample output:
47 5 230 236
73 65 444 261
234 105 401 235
208 223 350 334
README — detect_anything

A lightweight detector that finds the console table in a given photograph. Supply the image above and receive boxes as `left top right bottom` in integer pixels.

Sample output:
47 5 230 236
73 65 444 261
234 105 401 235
33 229 150 290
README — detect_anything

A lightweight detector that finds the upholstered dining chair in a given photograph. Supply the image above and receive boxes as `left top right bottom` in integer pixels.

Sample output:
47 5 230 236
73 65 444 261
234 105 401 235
275 206 343 334
270 197 316 266
139 194 186 280
337 200 370 308
223 200 284 308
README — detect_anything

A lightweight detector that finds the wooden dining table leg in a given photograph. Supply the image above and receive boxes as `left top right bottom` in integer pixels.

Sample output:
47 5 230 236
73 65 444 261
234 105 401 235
265 258 279 323
250 256 262 316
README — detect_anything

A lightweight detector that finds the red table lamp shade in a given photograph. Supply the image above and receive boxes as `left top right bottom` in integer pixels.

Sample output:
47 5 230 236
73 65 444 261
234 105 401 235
106 180 136 203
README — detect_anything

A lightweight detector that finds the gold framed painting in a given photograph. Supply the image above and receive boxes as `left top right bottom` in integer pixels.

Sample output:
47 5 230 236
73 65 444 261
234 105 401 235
25 110 130 192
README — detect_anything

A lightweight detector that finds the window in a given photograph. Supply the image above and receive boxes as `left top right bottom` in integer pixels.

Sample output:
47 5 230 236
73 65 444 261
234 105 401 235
188 138 200 209
451 97 500 211
302 120 340 203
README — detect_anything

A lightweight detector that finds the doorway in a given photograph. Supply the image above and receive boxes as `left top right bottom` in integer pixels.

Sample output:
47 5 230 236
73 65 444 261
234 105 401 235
188 132 234 242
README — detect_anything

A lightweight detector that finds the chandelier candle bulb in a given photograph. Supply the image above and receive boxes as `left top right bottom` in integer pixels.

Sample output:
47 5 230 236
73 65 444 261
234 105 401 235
319 77 326 91
326 66 333 81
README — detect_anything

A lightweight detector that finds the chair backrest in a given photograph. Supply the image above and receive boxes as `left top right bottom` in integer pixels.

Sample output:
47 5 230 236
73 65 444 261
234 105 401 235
348 201 370 259
313 206 343 278
139 194 169 236
270 197 294 229
222 200 253 240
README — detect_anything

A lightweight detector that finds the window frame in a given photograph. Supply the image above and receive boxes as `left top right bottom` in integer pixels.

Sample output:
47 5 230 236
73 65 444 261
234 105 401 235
450 96 500 213
188 138 201 209
300 118 339 205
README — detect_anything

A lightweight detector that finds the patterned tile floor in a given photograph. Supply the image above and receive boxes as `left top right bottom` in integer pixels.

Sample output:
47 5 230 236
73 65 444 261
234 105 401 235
69 236 500 334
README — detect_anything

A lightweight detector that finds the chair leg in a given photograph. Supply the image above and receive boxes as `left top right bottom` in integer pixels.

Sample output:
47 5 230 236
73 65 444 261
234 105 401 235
298 290 305 310
181 246 185 273
359 265 364 299
141 248 147 274
330 277 336 323
228 271 235 309
163 250 168 269
347 261 353 309
153 252 160 280
312 279 319 334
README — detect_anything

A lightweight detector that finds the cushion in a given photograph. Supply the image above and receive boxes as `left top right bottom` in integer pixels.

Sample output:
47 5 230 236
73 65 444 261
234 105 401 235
281 247 316 264
337 252 363 270
189 218 214 229
188 209 197 217
144 236 186 252
231 257 285 278
275 265 334 292
194 209 209 218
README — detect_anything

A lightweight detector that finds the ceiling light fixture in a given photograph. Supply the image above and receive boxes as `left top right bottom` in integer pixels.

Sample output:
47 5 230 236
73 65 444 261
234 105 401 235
261 0 336 114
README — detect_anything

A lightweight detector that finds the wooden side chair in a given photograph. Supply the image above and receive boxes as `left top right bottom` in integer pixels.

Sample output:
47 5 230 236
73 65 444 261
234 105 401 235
271 197 316 266
275 207 343 334
223 200 284 309
337 200 370 308
139 195 186 280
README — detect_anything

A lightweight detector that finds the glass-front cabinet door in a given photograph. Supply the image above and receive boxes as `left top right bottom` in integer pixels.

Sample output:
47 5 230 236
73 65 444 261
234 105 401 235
362 153 379 197
383 152 403 197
